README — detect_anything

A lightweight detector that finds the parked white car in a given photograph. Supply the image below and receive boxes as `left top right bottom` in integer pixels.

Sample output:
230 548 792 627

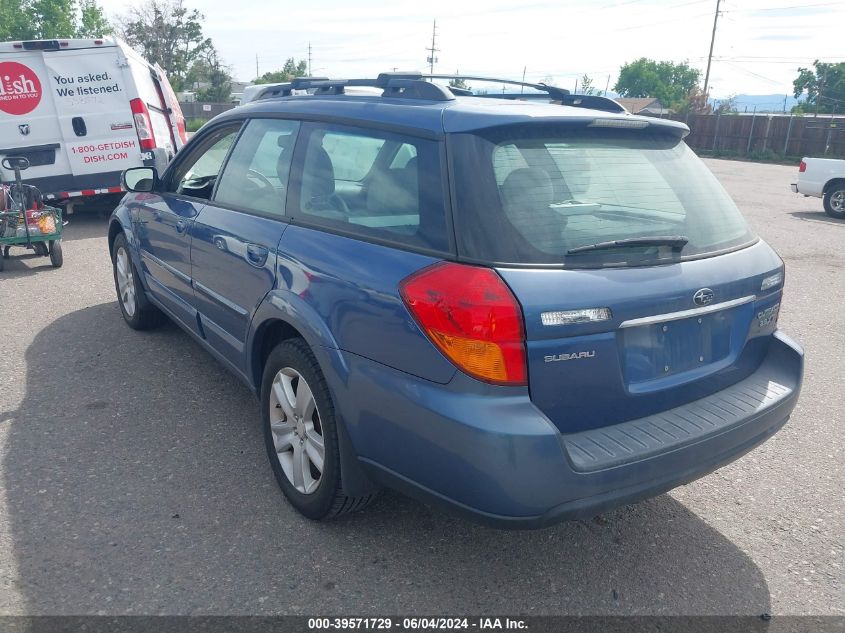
791 157 845 219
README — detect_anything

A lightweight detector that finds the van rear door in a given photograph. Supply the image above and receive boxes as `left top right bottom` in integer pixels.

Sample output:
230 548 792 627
124 57 177 159
42 44 140 183
0 44 68 185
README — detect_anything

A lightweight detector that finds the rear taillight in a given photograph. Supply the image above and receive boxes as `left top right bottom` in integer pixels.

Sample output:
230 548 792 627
399 262 527 386
130 98 156 150
799 160 806 173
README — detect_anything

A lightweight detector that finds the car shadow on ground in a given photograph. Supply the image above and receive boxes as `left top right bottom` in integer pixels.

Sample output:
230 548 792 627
2 302 771 615
789 210 845 225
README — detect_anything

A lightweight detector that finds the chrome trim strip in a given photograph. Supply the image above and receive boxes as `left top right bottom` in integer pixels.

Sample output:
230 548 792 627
619 295 756 329
193 280 249 316
141 249 191 284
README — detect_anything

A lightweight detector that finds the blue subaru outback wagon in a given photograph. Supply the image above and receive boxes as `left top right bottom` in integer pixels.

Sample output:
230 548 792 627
109 73 803 527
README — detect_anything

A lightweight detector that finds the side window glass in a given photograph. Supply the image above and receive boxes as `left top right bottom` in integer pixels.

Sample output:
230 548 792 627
170 125 240 200
214 118 301 216
322 132 385 181
296 125 449 252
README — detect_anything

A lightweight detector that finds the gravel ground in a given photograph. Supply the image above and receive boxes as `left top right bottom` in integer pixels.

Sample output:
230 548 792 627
0 158 841 616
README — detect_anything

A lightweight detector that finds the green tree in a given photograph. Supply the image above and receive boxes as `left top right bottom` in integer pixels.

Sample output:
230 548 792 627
579 74 597 96
614 58 701 110
0 0 36 40
76 0 112 37
119 0 212 91
0 0 110 40
793 61 845 114
191 50 233 102
31 0 75 39
448 71 469 91
255 58 308 84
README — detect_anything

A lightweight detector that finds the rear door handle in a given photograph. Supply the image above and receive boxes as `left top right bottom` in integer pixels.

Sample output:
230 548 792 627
245 243 269 268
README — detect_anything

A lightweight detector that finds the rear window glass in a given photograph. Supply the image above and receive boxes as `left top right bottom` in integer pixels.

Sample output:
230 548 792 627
452 125 755 267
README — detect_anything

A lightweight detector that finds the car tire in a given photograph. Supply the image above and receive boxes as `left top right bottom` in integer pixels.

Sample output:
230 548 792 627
261 338 377 520
823 184 845 219
111 232 164 330
48 240 62 267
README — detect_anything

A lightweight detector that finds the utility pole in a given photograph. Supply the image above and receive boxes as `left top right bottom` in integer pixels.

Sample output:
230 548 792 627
604 74 610 97
702 0 722 104
521 66 526 94
255 53 259 80
426 20 439 75
308 42 312 76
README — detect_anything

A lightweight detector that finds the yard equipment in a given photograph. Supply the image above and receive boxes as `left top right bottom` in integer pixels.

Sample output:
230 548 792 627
0 156 63 272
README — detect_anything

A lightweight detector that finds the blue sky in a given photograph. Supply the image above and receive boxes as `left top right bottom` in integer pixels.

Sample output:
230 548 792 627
100 0 845 99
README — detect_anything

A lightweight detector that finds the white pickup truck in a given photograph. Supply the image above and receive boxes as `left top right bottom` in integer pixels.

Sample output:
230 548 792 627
791 157 845 218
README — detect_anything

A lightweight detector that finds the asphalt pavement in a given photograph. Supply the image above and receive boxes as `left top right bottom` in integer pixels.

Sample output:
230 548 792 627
0 158 841 615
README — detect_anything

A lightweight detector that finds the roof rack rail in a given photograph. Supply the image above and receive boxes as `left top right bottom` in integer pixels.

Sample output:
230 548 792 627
253 74 455 102
249 72 626 113
422 74 626 113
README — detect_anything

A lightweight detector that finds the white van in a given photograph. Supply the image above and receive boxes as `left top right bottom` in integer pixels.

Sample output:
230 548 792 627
0 37 187 209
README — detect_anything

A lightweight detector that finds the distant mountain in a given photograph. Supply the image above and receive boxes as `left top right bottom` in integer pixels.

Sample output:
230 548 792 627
722 94 802 113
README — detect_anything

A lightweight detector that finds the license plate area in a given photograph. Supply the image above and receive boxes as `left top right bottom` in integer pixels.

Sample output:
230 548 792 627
621 311 733 384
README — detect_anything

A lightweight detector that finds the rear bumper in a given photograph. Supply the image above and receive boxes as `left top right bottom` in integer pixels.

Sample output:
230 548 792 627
351 331 803 529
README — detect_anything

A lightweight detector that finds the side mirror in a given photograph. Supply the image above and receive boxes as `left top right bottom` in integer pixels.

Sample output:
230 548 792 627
122 167 158 193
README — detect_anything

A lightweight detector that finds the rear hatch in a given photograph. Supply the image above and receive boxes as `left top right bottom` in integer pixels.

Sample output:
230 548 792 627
449 117 785 432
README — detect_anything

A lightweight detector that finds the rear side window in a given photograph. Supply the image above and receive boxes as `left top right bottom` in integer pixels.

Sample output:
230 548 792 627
214 118 300 216
292 124 449 252
452 125 755 266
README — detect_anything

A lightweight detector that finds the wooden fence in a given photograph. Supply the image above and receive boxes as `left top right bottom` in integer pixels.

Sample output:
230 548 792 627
665 112 845 159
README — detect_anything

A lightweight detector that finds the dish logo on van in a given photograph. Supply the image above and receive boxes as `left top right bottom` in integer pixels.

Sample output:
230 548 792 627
0 62 42 115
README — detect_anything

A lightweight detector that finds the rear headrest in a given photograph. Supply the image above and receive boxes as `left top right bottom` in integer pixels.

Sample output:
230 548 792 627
500 168 554 213
367 168 418 214
302 145 336 202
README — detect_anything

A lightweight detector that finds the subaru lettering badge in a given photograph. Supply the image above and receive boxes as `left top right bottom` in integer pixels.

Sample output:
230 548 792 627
18 123 29 136
693 288 714 306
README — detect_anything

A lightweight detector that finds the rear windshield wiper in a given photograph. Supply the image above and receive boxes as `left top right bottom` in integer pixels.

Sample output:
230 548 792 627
566 235 689 256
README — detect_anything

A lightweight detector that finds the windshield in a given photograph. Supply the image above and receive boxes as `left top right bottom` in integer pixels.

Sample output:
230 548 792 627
451 125 756 267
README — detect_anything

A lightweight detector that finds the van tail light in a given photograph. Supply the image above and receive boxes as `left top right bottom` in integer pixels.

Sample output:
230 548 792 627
400 262 527 386
176 118 187 143
799 160 806 173
130 98 156 150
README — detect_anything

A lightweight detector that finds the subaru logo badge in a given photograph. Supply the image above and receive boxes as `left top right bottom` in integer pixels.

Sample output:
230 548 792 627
18 124 30 136
693 288 714 306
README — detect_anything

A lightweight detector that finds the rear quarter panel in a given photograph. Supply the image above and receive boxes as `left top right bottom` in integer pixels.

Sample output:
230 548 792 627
798 157 845 197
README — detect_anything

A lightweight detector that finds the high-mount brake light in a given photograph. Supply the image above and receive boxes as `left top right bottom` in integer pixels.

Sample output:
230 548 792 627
589 118 649 129
399 262 527 386
130 98 156 150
